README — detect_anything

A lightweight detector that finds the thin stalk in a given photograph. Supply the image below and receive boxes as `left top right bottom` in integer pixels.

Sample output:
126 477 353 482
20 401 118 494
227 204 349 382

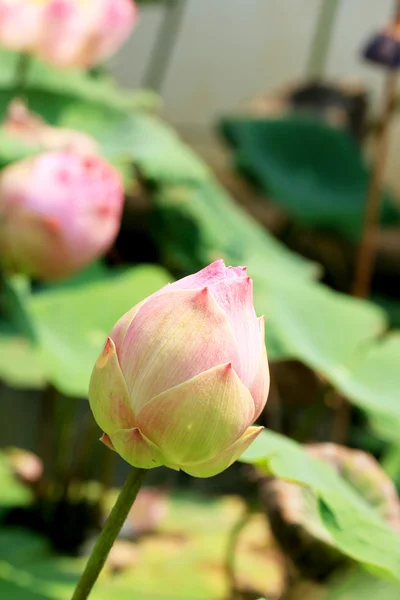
14 52 31 95
331 393 352 445
62 411 97 490
352 1 400 298
225 509 250 600
294 383 331 443
36 384 58 495
306 0 341 79
71 467 147 600
143 0 187 90
352 71 398 297
55 395 78 487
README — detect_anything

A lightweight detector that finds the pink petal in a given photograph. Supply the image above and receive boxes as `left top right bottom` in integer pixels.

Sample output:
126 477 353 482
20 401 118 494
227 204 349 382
89 337 135 435
109 299 147 358
136 363 255 466
208 276 260 387
119 288 240 414
249 317 270 419
100 433 115 451
183 426 263 478
164 260 246 293
110 427 165 470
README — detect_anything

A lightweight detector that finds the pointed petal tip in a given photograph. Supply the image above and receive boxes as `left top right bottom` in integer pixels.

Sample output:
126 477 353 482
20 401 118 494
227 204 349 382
96 337 115 369
183 425 264 478
193 286 212 305
100 433 115 451
112 427 165 469
44 216 61 234
226 265 248 278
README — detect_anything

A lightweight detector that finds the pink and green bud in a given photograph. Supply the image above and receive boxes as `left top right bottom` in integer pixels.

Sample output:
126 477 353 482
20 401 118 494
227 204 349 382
0 0 137 68
89 260 270 478
0 150 124 280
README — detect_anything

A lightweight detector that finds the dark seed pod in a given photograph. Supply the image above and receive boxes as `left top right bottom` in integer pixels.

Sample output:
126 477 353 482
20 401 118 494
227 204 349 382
363 25 400 70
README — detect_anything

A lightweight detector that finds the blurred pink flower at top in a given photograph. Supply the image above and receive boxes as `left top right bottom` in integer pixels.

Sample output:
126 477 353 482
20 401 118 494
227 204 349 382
0 0 137 68
0 150 124 280
0 0 43 52
4 99 99 154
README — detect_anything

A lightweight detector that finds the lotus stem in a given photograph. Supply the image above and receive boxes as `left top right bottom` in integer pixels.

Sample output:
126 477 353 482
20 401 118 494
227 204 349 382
70 466 146 600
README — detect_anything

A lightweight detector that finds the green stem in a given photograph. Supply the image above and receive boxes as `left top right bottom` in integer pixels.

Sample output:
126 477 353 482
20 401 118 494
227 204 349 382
36 384 58 496
225 509 250 600
306 0 341 79
71 466 147 600
14 52 31 95
143 0 187 90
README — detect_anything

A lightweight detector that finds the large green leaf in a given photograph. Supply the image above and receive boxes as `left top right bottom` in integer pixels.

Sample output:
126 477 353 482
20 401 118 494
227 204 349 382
0 50 159 113
0 333 44 390
327 568 400 599
219 116 400 240
0 276 41 390
333 334 400 421
152 182 317 281
253 274 386 378
61 109 211 183
240 430 400 580
26 265 171 398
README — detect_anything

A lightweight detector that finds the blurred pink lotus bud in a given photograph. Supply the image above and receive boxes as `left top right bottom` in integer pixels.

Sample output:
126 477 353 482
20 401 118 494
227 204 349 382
0 150 124 280
89 260 270 478
6 448 43 485
0 0 137 67
4 99 99 154
0 1 42 52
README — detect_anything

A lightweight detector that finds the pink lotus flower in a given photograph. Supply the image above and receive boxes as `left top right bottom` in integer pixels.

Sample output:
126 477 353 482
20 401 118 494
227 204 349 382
0 0 137 68
0 150 124 280
89 260 270 478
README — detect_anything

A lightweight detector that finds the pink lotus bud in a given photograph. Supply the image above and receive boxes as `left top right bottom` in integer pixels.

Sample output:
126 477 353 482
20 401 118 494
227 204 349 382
0 1 43 52
0 0 137 67
4 99 99 154
89 260 270 478
0 150 124 280
6 447 43 485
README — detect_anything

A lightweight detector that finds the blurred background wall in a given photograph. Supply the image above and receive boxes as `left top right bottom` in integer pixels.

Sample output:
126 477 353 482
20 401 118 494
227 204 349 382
109 0 400 191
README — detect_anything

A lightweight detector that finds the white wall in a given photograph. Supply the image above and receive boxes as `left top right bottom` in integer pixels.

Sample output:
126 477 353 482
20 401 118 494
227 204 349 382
110 0 400 188
111 0 394 123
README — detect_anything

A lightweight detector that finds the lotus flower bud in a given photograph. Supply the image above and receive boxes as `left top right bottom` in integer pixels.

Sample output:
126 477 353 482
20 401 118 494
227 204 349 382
4 99 99 154
0 0 137 68
0 150 124 280
0 0 43 52
89 260 270 478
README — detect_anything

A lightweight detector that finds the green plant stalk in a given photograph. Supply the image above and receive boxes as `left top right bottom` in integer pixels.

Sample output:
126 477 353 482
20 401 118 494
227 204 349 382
15 52 31 95
71 466 147 600
352 1 400 298
143 0 187 90
225 508 250 600
306 0 341 79
36 384 58 495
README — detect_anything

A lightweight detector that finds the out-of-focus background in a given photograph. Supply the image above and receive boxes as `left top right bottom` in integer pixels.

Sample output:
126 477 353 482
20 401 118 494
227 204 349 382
112 0 400 190
1 1 400 599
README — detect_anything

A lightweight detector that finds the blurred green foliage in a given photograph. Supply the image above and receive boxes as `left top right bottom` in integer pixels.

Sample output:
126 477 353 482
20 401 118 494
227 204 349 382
219 116 400 240
240 430 400 581
0 47 400 597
